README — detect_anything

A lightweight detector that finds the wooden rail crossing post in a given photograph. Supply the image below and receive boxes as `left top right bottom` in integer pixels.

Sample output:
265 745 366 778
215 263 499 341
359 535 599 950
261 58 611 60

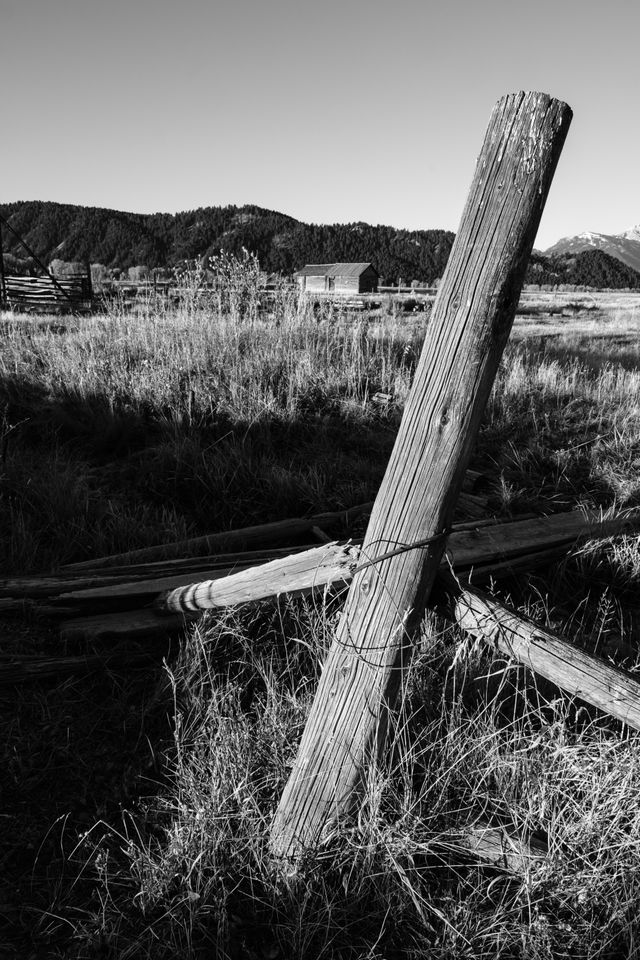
270 91 573 859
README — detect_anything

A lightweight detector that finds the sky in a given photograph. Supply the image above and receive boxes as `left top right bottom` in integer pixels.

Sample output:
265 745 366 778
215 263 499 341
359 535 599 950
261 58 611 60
1 0 638 251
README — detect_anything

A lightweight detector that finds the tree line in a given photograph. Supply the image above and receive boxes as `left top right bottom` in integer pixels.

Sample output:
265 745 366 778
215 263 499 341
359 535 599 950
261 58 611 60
1 201 639 289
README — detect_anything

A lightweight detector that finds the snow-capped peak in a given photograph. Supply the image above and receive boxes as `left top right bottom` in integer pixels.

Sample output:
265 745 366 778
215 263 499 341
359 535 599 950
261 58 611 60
545 225 640 275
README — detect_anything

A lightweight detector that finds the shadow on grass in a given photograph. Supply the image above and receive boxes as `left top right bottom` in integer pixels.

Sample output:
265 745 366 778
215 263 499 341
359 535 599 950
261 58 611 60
0 369 401 573
531 335 640 374
0 625 175 956
0 368 402 955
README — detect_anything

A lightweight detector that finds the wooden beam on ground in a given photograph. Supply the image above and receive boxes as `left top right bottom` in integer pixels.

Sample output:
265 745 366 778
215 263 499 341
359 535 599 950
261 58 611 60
0 515 519 604
448 580 640 732
456 824 548 874
0 546 318 600
153 511 637 614
61 504 374 571
0 651 166 686
60 608 192 643
31 510 636 640
58 545 360 641
270 92 573 859
0 515 502 609
68 543 360 608
60 474 490 573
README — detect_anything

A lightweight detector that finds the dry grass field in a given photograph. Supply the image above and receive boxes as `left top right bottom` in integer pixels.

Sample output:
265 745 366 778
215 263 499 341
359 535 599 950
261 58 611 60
2 281 640 958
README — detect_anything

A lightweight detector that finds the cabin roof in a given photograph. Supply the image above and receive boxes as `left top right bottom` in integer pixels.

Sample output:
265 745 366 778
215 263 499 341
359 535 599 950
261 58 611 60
294 262 378 278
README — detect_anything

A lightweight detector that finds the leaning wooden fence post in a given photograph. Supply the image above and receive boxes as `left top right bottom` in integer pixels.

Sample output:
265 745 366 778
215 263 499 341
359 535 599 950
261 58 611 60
270 92 573 859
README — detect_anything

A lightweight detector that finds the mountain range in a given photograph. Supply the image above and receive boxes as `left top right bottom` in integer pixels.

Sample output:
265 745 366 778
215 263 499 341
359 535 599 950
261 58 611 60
1 201 640 290
545 226 640 275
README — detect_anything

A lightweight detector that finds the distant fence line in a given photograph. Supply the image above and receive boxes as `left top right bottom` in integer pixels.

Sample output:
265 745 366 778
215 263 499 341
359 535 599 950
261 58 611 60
0 273 444 315
1 273 93 312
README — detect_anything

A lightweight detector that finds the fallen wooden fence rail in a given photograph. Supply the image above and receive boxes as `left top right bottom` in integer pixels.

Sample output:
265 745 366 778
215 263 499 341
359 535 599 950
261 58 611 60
445 577 640 731
2 516 513 606
0 545 318 601
0 508 613 611
0 650 165 686
154 509 638 615
62 473 491 572
0 508 631 644
3 508 640 739
1 508 635 615
62 502 376 570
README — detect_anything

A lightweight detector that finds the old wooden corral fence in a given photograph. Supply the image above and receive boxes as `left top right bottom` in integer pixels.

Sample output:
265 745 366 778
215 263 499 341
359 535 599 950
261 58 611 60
0 213 93 313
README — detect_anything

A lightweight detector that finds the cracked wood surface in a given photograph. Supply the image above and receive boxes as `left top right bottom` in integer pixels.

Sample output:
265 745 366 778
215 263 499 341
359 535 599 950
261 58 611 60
270 92 573 858
451 583 640 731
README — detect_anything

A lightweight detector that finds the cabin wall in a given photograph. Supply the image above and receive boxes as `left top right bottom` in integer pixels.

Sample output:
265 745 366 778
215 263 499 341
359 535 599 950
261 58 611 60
296 267 379 295
303 275 328 292
334 276 359 294
359 267 378 293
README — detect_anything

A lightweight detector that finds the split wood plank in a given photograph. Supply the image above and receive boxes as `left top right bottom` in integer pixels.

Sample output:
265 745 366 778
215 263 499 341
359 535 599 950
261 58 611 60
449 581 640 731
456 824 548 873
62 543 360 606
0 513 538 604
58 566 243 604
155 510 638 613
59 511 635 643
60 608 192 643
0 546 321 600
61 504 375 571
60 475 490 573
58 545 361 640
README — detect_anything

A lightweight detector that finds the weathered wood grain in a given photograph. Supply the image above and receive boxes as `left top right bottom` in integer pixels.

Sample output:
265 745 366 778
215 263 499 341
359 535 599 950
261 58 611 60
457 824 548 873
69 543 360 608
60 608 191 643
153 511 636 614
270 92 573 859
450 583 640 731
62 504 373 570
61 471 490 573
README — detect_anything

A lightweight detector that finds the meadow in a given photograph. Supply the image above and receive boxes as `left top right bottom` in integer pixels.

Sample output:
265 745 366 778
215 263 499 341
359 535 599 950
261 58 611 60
2 282 640 958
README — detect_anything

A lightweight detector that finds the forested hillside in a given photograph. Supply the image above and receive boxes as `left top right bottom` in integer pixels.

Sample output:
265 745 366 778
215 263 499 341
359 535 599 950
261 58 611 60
526 249 640 289
0 201 453 285
2 201 639 289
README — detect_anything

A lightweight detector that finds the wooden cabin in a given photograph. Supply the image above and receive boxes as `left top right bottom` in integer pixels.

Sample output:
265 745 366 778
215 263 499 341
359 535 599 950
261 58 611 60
294 262 379 295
